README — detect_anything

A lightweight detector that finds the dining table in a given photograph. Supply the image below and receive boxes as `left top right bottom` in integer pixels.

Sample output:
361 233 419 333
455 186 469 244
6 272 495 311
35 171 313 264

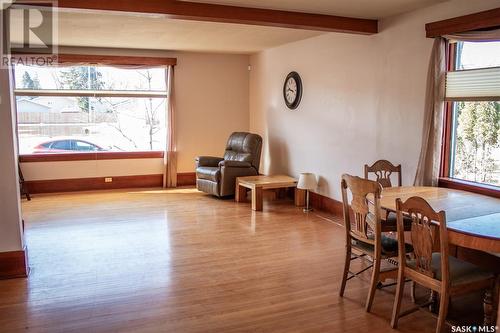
378 186 500 253
378 186 500 326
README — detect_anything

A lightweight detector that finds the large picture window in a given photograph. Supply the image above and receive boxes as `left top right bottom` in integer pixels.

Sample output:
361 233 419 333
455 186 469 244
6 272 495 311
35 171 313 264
444 41 500 188
14 63 168 154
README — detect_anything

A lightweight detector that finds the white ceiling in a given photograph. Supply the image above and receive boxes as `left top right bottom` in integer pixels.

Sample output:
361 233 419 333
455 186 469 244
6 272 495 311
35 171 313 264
181 0 447 19
10 0 448 54
33 11 324 54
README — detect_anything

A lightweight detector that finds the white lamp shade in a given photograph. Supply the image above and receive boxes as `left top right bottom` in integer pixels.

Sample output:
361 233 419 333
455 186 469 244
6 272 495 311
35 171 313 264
297 173 317 190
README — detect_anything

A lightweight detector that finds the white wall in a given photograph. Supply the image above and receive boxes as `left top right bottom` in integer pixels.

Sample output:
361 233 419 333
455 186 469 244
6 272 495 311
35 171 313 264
22 48 250 180
249 0 500 201
0 67 24 252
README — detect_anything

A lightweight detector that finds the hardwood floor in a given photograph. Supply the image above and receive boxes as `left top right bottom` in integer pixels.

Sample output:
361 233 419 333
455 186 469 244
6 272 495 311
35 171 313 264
0 188 467 332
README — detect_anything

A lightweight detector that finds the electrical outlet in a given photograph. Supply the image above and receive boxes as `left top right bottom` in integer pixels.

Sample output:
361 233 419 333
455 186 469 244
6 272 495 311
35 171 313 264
104 177 113 183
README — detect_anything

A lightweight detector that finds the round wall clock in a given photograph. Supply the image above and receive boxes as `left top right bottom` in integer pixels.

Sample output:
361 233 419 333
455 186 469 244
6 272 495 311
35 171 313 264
283 71 302 110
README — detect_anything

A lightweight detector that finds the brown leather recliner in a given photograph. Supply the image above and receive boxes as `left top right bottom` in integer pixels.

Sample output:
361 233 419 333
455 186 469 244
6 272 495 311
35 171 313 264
196 132 262 197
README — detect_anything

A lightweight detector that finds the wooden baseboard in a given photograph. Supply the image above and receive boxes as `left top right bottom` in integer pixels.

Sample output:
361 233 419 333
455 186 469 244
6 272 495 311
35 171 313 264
309 191 344 217
177 172 196 186
0 247 29 279
288 189 343 217
26 174 164 194
25 173 196 194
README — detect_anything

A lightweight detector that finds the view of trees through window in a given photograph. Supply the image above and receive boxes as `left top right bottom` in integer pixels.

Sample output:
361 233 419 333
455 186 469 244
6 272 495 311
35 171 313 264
15 65 167 154
450 41 500 186
452 101 500 185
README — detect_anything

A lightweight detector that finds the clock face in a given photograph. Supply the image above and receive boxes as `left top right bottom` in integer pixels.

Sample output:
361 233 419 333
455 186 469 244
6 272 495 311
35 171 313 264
285 78 297 104
283 72 302 109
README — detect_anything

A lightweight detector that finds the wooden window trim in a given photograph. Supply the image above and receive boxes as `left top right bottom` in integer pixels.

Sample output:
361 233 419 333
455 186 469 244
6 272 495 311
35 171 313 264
19 151 164 163
438 177 500 199
11 53 177 67
56 54 177 67
425 7 500 38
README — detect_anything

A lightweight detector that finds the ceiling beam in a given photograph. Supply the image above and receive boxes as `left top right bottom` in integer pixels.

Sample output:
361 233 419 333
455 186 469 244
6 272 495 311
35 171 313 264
23 0 378 35
426 7 500 38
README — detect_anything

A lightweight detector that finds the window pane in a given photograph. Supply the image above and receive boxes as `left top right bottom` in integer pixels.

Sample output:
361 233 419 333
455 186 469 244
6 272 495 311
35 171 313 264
15 65 166 91
450 101 500 186
456 41 500 70
17 96 166 154
74 140 101 151
50 140 71 150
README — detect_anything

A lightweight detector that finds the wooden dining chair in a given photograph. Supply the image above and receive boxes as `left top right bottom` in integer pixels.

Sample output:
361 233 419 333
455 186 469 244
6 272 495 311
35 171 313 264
365 160 407 233
364 159 402 188
391 196 495 333
339 174 401 312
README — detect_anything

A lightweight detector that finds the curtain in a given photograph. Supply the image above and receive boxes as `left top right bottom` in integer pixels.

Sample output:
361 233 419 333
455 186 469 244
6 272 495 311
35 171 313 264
444 28 500 42
414 37 446 186
163 66 177 188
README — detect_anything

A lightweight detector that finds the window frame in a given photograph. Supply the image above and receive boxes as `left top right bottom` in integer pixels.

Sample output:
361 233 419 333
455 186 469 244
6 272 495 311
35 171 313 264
14 54 175 161
439 42 500 198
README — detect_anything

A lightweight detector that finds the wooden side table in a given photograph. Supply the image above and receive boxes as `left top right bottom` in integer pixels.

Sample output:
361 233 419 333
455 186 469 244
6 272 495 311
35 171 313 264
235 175 306 211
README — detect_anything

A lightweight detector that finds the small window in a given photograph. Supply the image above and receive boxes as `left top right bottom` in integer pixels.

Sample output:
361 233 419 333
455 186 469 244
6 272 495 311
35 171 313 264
445 41 500 188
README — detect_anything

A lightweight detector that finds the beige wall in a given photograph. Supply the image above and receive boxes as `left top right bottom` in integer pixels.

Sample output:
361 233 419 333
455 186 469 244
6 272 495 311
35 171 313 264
21 159 164 181
175 52 250 171
0 67 24 252
22 48 250 180
249 0 500 201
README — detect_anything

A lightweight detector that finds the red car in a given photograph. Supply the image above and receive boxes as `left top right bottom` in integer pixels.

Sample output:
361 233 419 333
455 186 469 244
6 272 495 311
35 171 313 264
33 139 105 153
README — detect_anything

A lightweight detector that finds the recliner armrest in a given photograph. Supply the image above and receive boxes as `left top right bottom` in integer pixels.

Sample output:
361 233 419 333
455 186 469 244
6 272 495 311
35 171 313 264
196 156 223 167
219 160 252 168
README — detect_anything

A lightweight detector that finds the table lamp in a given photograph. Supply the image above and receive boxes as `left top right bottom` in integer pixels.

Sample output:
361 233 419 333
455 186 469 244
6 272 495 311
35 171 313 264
297 173 317 212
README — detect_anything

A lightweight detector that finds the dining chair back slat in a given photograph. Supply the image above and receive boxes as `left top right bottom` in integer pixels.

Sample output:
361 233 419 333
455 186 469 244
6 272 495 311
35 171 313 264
364 160 402 188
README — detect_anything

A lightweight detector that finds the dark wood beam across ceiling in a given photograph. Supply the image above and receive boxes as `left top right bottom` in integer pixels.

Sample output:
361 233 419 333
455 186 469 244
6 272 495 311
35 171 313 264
20 0 378 35
425 7 500 38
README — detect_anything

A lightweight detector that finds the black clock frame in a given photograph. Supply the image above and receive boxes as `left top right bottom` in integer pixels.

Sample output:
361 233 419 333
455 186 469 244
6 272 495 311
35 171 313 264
283 71 303 110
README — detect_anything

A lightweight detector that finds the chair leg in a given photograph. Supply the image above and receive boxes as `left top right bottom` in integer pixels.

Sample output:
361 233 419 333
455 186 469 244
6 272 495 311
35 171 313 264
483 288 493 325
339 245 351 297
365 257 380 312
410 281 416 303
436 292 449 333
429 290 438 313
391 268 405 328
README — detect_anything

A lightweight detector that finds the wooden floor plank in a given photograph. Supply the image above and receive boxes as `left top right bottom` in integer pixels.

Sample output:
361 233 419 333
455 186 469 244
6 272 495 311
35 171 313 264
0 188 481 332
